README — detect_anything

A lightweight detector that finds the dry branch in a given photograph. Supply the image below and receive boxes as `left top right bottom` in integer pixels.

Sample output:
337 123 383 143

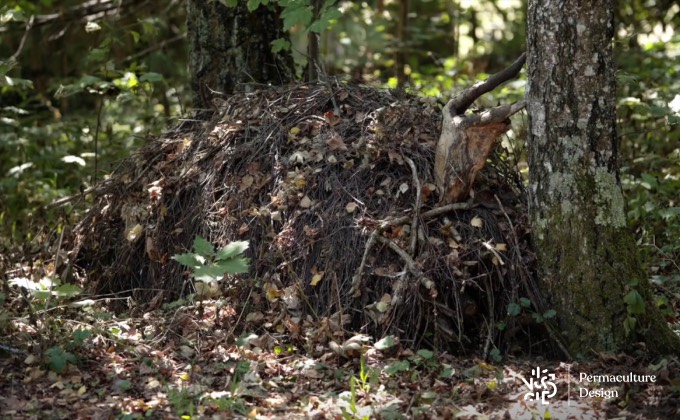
435 53 526 204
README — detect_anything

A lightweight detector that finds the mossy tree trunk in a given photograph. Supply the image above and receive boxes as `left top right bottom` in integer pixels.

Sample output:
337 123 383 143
526 0 679 357
187 0 295 109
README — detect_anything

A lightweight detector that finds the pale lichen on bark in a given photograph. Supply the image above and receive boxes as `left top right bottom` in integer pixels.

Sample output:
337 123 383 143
593 169 626 227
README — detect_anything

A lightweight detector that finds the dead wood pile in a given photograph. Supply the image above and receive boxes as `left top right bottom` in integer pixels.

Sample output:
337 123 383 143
70 83 544 355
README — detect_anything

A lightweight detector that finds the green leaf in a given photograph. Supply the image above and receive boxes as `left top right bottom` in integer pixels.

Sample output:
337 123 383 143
215 240 249 260
374 335 397 351
271 38 291 53
1 9 28 23
385 360 410 375
640 173 658 190
139 72 164 83
417 349 434 359
519 297 531 308
72 329 92 346
215 257 250 274
659 207 680 220
86 47 109 64
543 309 557 319
1 75 34 90
440 366 454 378
45 347 76 373
280 2 313 31
193 264 228 282
0 59 17 77
247 0 263 11
218 0 238 7
308 8 342 33
130 30 141 44
54 283 82 298
623 316 637 336
193 236 215 257
172 253 204 268
624 290 645 314
507 303 521 316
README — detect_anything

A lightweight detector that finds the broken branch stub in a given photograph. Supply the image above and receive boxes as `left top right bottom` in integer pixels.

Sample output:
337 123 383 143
435 53 526 204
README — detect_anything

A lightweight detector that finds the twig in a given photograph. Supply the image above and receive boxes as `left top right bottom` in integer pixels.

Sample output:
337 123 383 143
380 201 474 228
122 34 186 64
448 52 526 116
43 226 66 312
9 15 35 62
350 233 376 297
351 201 473 296
45 182 109 208
404 156 421 255
373 235 434 291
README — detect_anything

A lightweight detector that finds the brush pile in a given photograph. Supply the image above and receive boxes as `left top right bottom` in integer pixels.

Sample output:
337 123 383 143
70 82 543 355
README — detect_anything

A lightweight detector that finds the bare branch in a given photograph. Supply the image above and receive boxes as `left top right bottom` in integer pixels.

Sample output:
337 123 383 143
448 52 526 116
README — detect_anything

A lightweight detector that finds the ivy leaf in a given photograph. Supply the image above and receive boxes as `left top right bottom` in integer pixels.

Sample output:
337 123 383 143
193 236 215 257
216 240 249 260
624 290 645 314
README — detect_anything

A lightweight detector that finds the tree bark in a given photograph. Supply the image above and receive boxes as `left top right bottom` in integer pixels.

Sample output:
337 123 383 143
187 0 295 109
526 0 679 356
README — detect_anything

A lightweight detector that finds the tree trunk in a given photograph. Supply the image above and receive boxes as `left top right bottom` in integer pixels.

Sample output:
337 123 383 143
187 0 295 109
526 0 679 356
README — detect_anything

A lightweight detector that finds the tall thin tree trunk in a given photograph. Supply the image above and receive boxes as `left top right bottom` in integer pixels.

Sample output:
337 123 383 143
187 0 295 109
526 0 679 356
395 0 409 88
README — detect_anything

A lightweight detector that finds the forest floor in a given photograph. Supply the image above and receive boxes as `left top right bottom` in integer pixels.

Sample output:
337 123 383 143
1 299 678 420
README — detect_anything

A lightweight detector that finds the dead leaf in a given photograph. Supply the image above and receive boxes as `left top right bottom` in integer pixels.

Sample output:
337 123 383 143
126 224 143 242
299 195 312 208
470 216 483 228
324 111 341 126
264 283 283 302
345 202 358 213
326 132 347 151
387 149 403 164
310 272 324 286
239 175 254 191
